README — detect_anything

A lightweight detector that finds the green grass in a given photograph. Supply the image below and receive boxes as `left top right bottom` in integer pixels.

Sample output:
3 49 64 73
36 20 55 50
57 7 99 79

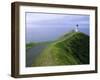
26 42 36 50
32 32 89 66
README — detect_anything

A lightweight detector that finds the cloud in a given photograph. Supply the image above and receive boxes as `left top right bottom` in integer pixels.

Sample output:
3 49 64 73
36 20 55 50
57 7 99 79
26 12 89 29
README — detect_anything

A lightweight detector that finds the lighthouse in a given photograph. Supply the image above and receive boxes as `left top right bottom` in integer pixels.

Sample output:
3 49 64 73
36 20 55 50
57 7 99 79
75 24 79 32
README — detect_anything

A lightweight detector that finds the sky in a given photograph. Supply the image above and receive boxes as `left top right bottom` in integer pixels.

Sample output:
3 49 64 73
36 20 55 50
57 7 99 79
25 12 90 43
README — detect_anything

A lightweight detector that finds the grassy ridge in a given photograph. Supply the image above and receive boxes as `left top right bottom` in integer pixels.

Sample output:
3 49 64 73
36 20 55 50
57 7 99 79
32 32 89 66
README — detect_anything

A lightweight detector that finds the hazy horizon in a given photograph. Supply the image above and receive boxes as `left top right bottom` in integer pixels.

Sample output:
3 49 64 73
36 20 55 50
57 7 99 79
26 12 90 43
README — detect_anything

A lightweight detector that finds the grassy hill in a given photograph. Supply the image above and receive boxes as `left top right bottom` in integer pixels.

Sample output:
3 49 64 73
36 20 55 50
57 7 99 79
32 32 89 66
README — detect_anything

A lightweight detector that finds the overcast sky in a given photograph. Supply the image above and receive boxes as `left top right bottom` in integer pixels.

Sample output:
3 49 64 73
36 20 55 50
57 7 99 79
26 12 90 43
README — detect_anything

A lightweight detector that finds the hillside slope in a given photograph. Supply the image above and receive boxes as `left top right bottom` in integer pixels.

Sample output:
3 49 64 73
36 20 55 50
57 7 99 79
32 32 89 66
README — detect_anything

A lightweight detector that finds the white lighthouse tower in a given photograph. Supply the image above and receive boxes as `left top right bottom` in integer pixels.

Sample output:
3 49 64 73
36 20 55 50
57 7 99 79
75 24 79 32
